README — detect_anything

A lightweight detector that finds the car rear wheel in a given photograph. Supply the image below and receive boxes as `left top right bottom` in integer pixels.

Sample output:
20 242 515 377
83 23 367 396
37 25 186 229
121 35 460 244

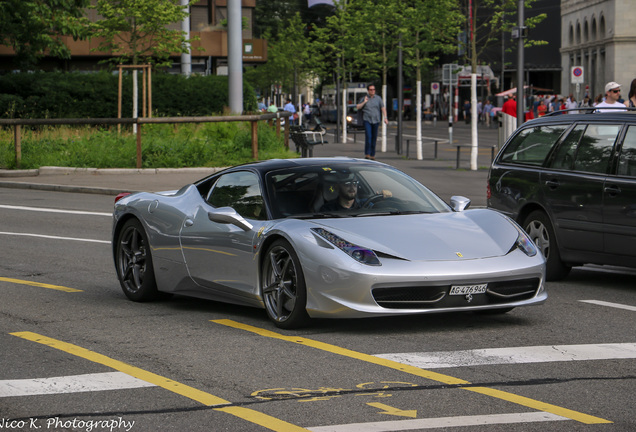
523 210 571 281
262 239 309 329
115 219 160 301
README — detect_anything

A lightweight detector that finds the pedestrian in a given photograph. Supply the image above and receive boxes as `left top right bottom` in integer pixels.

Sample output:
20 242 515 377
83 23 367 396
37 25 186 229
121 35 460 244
593 93 604 106
463 100 471 124
356 84 388 160
565 94 578 114
537 99 547 117
595 82 627 112
502 95 517 117
284 98 297 125
303 103 312 122
482 99 493 127
267 101 278 113
477 100 483 123
626 78 636 108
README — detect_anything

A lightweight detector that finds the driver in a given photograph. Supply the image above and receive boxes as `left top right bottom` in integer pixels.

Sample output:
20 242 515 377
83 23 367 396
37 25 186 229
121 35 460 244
320 172 391 211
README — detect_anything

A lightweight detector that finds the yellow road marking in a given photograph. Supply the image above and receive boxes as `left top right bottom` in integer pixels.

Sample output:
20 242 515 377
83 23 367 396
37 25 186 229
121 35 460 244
0 277 82 293
211 319 612 425
10 331 309 432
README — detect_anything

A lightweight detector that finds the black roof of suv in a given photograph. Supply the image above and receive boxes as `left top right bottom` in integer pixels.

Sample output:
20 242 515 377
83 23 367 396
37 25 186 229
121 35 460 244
488 109 636 280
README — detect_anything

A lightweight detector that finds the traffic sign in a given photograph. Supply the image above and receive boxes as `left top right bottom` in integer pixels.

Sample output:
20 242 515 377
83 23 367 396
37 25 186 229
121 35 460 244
431 82 440 95
571 66 584 84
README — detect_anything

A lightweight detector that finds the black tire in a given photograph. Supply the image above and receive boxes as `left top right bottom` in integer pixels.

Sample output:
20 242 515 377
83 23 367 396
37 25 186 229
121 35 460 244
261 239 309 329
115 218 160 301
523 210 571 281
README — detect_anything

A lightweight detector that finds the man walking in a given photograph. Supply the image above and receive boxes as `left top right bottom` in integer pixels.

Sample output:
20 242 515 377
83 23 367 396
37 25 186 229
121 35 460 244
356 84 388 160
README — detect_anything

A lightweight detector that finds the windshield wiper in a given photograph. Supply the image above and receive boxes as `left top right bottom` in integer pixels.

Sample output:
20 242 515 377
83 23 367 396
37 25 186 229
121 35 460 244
354 210 430 217
286 213 348 219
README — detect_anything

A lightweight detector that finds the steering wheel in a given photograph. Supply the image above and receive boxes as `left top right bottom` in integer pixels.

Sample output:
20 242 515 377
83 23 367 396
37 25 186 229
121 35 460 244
362 194 384 208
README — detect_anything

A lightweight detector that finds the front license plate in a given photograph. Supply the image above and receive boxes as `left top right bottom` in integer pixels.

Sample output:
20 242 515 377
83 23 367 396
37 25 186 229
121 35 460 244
449 284 487 296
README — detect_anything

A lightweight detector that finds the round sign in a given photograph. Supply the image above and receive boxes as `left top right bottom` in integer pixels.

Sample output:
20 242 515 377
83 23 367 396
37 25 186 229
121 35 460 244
573 67 583 77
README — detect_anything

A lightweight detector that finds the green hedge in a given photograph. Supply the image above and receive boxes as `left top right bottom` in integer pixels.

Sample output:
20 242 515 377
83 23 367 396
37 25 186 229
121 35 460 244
0 71 258 119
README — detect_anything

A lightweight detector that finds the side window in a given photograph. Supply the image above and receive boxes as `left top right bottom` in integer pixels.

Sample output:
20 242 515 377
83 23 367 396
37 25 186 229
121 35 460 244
550 124 620 174
550 125 585 170
618 126 636 177
499 125 568 166
207 171 266 220
573 125 619 173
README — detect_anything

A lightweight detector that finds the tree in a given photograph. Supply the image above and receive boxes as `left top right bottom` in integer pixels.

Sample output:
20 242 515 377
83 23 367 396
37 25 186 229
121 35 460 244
0 0 90 68
246 13 313 106
401 0 463 160
457 0 546 170
90 0 197 67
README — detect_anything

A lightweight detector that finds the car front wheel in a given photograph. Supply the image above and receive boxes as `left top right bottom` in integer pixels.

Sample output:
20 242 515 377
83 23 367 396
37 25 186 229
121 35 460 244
523 210 571 281
262 239 309 329
115 219 160 301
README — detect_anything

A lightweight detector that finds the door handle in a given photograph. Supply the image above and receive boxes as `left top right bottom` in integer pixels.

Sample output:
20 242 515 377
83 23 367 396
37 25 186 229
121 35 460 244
545 179 560 189
604 185 621 196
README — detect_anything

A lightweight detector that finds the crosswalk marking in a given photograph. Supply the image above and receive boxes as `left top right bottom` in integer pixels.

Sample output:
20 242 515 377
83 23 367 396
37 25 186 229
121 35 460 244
0 372 155 397
580 300 636 312
375 343 636 369
308 412 569 431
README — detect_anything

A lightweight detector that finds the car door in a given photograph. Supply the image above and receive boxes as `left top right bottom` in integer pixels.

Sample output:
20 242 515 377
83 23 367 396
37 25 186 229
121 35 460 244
180 170 265 297
604 125 636 259
542 124 619 255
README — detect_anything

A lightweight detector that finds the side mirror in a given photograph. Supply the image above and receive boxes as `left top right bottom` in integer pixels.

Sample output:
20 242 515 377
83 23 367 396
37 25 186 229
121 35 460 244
208 207 253 231
450 196 471 212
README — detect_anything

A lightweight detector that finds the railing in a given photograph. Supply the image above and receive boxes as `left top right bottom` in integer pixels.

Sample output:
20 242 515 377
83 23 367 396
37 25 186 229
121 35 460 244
0 112 291 169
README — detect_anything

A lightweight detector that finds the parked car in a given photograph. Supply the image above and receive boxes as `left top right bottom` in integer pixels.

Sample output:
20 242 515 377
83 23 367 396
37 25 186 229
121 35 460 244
488 109 636 280
113 158 546 329
346 104 364 131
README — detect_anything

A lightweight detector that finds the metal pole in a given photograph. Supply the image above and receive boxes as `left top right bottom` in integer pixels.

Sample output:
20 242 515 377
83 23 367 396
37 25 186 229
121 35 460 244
180 0 191 77
397 38 403 154
227 0 243 114
516 0 525 124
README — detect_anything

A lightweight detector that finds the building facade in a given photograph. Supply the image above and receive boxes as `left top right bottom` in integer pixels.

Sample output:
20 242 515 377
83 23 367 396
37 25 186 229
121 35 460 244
561 0 636 100
0 0 267 74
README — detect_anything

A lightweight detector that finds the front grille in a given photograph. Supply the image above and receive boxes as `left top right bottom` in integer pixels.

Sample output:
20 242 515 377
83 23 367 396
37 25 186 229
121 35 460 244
372 278 541 309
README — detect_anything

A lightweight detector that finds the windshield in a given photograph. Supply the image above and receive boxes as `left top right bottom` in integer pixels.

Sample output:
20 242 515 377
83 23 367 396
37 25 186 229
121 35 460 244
266 163 451 219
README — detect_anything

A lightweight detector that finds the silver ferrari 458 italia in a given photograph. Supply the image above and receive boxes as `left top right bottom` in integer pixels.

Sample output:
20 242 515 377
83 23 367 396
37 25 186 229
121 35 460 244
112 158 546 328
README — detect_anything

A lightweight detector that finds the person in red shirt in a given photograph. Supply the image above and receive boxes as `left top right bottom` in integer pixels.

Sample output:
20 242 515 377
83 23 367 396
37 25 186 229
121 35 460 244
537 100 547 117
502 95 517 117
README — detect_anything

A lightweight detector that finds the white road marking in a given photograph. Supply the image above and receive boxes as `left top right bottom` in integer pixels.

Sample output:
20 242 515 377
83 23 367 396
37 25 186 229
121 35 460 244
0 372 155 397
308 412 569 431
580 300 636 312
0 231 110 244
0 204 111 217
375 343 636 369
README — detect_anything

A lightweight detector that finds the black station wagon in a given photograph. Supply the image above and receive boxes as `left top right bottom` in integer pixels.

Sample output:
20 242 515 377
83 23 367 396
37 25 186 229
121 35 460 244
488 109 636 280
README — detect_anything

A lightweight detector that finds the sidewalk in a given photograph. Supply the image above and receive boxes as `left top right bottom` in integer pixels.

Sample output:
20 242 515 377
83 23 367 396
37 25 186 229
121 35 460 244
0 121 500 207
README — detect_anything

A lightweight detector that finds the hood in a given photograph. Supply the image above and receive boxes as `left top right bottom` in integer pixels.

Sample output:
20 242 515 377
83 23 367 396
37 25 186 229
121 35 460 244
311 210 517 261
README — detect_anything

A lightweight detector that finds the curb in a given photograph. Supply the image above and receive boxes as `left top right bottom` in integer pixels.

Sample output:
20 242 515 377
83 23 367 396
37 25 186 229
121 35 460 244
0 166 227 196
0 166 223 178
0 180 135 196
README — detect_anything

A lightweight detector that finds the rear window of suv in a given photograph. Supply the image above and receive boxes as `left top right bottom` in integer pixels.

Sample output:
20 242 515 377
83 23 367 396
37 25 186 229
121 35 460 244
499 125 568 166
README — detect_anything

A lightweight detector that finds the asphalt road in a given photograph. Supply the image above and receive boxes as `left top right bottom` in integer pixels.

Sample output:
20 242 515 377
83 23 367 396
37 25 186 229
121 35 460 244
1 187 635 431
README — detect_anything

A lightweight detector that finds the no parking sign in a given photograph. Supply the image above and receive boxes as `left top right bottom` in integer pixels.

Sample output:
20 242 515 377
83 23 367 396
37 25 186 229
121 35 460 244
431 82 440 95
571 67 584 84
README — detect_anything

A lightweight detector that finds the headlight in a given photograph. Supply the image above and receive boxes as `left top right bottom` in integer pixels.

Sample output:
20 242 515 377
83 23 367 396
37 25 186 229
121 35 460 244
511 223 538 257
346 115 352 122
311 228 381 266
